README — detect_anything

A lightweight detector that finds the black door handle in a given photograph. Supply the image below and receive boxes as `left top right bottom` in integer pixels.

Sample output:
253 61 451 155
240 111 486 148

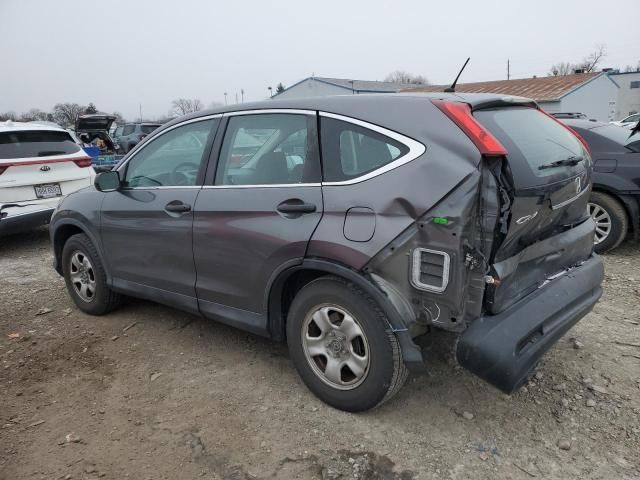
277 201 317 214
164 201 191 213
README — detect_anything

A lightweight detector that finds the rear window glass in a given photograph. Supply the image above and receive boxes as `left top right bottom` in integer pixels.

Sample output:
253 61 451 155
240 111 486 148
141 125 160 134
591 125 640 153
475 107 588 184
320 117 408 182
0 130 81 159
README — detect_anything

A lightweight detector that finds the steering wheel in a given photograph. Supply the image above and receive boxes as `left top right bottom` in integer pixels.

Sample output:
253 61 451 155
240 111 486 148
172 162 200 186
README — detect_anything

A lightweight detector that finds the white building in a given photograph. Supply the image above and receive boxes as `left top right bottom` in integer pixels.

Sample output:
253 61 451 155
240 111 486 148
409 72 620 121
608 71 640 120
274 77 420 99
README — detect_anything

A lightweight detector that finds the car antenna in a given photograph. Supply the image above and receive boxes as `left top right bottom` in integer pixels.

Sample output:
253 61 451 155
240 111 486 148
444 57 470 93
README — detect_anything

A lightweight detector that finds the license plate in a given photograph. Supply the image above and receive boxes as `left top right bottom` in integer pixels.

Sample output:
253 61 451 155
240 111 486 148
34 183 62 199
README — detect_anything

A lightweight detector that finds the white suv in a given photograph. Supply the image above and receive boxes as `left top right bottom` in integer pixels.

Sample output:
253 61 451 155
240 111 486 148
0 121 95 235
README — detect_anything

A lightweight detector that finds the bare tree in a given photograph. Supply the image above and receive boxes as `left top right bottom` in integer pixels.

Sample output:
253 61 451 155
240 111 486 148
384 70 429 85
19 108 49 122
208 100 223 109
549 61 575 76
170 98 204 116
53 103 86 127
276 82 286 94
580 44 607 73
549 44 607 76
0 111 17 121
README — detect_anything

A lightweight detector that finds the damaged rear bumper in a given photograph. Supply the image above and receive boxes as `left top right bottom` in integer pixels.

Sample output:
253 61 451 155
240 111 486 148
456 254 603 393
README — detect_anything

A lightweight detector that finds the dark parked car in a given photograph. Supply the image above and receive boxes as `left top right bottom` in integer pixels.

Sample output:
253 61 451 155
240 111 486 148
551 112 588 120
113 122 161 153
49 94 603 411
561 119 640 253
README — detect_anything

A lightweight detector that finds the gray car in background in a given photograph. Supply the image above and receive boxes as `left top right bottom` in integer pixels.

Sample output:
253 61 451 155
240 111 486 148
49 94 603 411
113 122 162 153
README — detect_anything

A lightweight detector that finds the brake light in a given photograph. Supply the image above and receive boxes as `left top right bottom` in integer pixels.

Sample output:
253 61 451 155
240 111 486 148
72 156 93 168
538 108 592 157
432 99 507 156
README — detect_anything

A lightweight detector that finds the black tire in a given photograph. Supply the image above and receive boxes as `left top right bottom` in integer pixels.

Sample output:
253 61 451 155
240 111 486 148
286 276 408 412
589 192 628 254
62 233 121 315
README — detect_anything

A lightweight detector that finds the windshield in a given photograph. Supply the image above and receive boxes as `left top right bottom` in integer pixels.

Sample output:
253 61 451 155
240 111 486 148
592 125 640 153
475 107 588 184
0 130 81 159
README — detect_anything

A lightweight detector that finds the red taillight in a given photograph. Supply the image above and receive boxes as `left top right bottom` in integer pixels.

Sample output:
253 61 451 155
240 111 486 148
432 99 507 156
538 108 592 157
72 156 93 168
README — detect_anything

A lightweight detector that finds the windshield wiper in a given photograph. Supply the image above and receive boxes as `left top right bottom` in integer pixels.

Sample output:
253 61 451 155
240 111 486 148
538 156 584 170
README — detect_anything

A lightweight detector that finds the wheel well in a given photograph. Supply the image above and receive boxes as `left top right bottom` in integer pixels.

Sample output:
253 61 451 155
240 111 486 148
268 268 329 341
52 224 84 274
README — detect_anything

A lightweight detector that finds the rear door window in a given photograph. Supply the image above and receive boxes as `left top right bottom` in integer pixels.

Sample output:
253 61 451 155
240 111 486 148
215 113 318 185
320 117 408 182
475 107 588 186
0 130 81 159
122 125 135 136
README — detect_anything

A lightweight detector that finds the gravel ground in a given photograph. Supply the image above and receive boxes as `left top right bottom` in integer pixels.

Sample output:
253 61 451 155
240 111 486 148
1 228 639 480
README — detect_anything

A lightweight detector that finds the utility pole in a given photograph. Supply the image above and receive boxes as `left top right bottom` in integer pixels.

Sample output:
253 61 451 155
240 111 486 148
241 89 245 103
139 104 142 122
224 92 228 105
268 86 273 98
507 59 510 80
235 93 238 104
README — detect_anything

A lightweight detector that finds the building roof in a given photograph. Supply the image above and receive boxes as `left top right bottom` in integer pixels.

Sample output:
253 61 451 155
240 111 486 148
404 72 606 102
277 76 425 96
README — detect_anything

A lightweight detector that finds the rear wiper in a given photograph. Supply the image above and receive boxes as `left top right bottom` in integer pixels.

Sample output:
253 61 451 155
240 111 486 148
538 156 584 170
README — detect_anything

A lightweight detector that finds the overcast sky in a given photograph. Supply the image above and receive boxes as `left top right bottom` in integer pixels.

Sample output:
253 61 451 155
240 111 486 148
1 0 638 120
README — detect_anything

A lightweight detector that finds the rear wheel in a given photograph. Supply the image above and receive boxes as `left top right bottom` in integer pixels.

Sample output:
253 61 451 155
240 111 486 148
589 192 628 253
286 276 407 412
62 233 122 315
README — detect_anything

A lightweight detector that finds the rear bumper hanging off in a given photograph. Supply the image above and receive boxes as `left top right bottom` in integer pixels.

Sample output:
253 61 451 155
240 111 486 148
456 254 604 393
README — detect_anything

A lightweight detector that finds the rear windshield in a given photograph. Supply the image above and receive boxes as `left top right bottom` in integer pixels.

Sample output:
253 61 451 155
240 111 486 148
591 124 640 153
475 107 588 185
141 125 160 134
0 130 81 159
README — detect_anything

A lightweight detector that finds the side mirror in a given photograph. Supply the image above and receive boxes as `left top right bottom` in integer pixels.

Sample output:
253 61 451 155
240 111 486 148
95 170 121 192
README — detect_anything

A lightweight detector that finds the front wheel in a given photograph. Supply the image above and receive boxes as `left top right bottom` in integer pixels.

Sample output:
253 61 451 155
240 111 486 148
589 192 628 253
62 233 122 315
286 276 408 412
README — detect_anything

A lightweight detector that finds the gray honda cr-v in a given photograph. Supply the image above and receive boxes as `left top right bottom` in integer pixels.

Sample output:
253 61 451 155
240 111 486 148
50 94 603 412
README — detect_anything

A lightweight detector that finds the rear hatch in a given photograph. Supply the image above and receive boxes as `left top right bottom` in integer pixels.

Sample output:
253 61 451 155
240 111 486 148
0 129 93 204
473 106 594 314
76 114 116 133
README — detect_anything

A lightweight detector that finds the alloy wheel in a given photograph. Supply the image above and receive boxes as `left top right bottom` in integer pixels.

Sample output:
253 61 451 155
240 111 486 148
589 202 612 245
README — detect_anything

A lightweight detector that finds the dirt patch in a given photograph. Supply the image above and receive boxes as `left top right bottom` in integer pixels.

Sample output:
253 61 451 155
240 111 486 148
1 227 639 479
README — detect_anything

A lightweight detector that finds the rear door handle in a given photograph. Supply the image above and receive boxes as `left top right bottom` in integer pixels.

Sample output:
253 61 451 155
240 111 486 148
276 200 317 214
164 201 191 213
